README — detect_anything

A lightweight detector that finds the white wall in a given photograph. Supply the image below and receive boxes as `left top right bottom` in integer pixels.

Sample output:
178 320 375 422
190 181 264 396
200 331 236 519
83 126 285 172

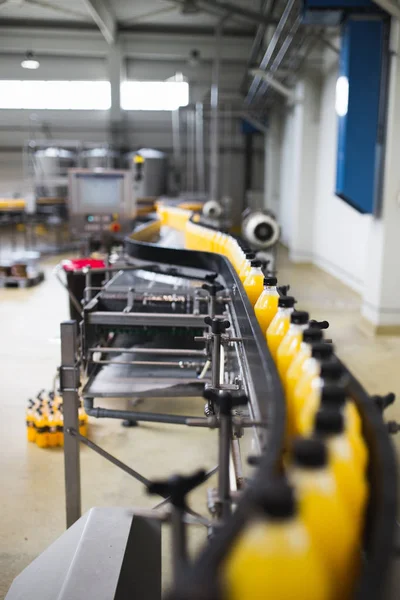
275 54 372 294
312 62 372 294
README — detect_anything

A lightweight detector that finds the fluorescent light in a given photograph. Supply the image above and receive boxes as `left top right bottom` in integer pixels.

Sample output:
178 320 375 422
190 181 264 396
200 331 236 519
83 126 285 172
335 76 349 117
21 52 40 70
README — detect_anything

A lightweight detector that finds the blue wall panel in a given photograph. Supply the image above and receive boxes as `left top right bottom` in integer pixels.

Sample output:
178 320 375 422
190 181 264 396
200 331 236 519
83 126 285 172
335 18 386 214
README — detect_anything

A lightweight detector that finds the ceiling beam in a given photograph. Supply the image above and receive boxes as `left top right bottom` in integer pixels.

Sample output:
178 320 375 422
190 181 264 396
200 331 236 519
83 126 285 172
373 0 400 19
165 0 278 26
81 0 116 44
196 0 278 26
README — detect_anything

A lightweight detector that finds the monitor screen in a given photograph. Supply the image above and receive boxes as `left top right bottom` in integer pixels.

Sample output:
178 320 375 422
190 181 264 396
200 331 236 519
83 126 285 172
76 173 124 209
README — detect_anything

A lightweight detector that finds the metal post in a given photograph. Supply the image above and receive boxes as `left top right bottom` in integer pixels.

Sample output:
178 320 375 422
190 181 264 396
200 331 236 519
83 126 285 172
218 413 231 520
187 109 195 192
60 321 81 528
172 108 182 194
210 20 223 201
195 102 206 194
171 507 188 583
211 333 221 388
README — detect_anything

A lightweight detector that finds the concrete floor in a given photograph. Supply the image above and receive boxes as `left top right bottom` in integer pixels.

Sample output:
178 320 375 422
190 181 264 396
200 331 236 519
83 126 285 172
1 248 400 598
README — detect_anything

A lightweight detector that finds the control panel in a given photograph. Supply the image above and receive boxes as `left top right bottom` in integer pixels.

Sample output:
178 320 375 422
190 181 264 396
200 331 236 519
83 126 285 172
67 169 134 241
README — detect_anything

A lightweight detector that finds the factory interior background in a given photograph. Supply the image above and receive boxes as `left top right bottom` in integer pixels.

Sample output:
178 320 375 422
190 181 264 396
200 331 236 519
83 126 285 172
1 1 400 599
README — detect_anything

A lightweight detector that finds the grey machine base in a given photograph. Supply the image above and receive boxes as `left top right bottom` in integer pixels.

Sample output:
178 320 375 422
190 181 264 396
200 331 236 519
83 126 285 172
6 508 162 600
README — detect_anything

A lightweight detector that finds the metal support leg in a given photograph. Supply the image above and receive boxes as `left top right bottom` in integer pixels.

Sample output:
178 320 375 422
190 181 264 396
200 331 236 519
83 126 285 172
60 321 81 528
211 333 221 388
171 507 188 583
218 413 232 520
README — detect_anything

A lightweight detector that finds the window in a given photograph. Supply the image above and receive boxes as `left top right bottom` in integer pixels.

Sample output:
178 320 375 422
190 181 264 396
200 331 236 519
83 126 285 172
0 81 111 110
121 81 189 111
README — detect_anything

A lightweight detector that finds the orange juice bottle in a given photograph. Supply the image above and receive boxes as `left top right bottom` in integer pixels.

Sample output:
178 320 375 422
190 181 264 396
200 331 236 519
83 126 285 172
291 344 334 435
47 409 59 447
26 399 36 442
314 409 368 534
277 310 309 383
222 480 332 600
285 328 323 396
238 252 256 283
297 362 345 436
35 408 49 448
266 296 296 361
243 260 264 306
288 438 360 599
309 385 368 473
254 276 279 335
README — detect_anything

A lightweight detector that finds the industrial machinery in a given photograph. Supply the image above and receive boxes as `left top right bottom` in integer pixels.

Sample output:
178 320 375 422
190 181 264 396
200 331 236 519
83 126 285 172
67 168 135 250
6 203 399 600
126 148 167 215
80 147 120 170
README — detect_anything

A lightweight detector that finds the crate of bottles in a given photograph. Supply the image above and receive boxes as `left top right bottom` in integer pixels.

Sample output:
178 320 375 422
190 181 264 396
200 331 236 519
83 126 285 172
26 389 88 448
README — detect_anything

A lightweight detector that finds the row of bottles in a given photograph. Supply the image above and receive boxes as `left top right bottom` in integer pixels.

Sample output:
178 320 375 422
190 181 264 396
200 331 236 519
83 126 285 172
223 436 365 599
149 212 370 598
26 389 88 448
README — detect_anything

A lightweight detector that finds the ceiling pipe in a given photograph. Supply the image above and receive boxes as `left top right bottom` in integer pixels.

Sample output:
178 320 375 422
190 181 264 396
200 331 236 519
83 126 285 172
246 0 297 105
240 0 279 93
250 69 295 101
256 14 302 102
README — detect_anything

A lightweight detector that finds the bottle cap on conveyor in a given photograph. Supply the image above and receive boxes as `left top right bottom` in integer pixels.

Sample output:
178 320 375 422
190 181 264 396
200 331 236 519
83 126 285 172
314 409 345 435
310 343 334 360
319 360 343 380
250 260 262 268
264 276 277 286
290 311 309 325
302 328 323 343
255 480 296 519
320 385 346 409
292 438 327 469
278 296 296 308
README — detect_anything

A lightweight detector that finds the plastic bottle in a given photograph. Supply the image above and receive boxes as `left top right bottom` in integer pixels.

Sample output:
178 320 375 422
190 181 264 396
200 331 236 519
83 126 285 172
243 260 265 306
305 385 368 473
277 311 309 383
288 438 360 599
47 409 59 447
238 252 256 283
285 328 324 420
266 296 296 361
79 403 88 437
254 276 279 335
26 399 36 442
291 344 334 436
314 409 368 533
35 408 49 448
222 480 332 600
297 362 346 436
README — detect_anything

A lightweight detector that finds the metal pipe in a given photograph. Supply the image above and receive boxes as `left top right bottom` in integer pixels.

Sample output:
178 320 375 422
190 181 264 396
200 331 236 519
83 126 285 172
195 102 206 194
89 347 206 357
171 507 188 583
172 108 182 192
211 333 222 388
257 15 301 101
91 359 204 368
246 0 297 104
70 427 153 489
209 20 223 201
218 414 231 520
187 109 195 192
240 0 278 92
83 399 198 425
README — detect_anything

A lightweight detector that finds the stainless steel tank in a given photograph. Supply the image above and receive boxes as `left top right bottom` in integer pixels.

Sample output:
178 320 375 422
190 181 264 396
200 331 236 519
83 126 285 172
33 147 76 198
80 147 120 170
125 148 167 199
